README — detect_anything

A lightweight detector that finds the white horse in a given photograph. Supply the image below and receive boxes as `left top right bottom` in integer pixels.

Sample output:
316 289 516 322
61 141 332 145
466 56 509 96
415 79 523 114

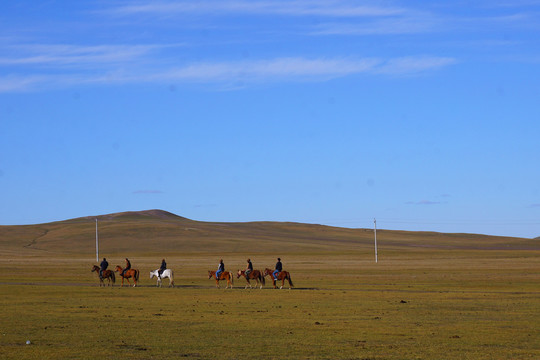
150 269 175 287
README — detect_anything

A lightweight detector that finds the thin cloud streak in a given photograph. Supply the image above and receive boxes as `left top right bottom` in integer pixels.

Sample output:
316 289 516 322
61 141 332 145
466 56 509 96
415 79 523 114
156 57 380 81
374 56 457 75
313 17 437 35
109 1 406 18
0 56 456 92
0 44 182 67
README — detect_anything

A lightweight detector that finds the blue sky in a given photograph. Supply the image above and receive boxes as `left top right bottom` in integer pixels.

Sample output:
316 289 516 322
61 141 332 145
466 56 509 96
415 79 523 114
1 1 539 238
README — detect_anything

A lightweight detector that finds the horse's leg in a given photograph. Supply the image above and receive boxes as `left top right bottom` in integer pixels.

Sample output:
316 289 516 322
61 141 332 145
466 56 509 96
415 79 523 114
215 278 220 288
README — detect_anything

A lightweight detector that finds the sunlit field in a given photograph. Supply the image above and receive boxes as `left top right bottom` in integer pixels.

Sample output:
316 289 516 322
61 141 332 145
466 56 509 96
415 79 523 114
1 248 539 360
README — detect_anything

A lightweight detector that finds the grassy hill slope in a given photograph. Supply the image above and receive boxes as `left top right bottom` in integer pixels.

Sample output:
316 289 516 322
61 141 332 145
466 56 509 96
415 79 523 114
1 209 538 256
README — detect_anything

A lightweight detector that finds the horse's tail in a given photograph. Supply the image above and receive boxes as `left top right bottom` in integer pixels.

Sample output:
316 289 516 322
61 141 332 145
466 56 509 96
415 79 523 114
287 273 294 287
111 271 116 284
259 272 265 285
135 269 140 282
169 270 174 286
230 272 234 285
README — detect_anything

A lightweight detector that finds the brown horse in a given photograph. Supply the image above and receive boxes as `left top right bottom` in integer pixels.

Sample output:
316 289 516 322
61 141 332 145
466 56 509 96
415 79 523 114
208 270 234 289
92 265 115 287
115 265 140 287
237 269 265 289
263 268 294 289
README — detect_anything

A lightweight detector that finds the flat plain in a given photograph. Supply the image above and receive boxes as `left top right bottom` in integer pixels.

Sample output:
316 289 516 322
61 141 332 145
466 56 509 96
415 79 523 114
1 210 539 359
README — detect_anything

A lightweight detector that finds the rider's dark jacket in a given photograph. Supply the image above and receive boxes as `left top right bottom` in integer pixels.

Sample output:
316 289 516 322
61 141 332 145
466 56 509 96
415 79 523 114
218 262 225 272
160 260 166 271
100 260 108 271
247 261 253 271
275 261 282 272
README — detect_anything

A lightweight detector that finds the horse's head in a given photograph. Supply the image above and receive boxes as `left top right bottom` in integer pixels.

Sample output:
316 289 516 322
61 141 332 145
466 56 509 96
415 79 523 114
208 271 213 279
263 268 272 276
91 265 99 272
150 271 155 279
236 270 243 278
114 265 122 272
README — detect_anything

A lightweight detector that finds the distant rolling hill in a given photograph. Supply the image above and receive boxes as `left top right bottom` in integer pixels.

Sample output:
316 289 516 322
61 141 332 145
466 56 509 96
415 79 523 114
0 209 538 255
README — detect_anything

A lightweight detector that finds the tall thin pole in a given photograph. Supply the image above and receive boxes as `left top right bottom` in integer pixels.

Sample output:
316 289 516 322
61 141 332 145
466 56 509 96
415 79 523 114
374 218 378 263
95 218 99 262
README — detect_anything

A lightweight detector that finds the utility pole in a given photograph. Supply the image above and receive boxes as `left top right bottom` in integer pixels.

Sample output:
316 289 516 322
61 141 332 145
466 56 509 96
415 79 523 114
374 218 378 263
95 219 99 262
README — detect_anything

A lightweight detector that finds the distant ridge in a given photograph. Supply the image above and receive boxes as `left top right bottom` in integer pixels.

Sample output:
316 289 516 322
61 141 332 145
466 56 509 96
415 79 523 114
75 209 189 222
1 209 539 255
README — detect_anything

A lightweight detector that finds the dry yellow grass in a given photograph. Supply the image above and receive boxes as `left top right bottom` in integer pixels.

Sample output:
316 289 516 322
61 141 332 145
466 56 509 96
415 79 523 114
1 210 539 359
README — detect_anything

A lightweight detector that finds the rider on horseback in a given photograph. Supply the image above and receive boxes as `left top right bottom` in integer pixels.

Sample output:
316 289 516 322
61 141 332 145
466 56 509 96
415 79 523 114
245 258 253 278
273 257 282 281
216 259 225 279
121 258 131 277
99 257 108 279
158 258 166 279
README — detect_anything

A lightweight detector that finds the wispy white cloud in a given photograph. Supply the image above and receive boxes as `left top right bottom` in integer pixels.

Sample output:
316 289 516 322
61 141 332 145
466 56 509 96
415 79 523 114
0 55 456 92
108 1 406 18
154 57 379 82
0 44 181 67
480 0 540 8
374 56 457 75
0 75 48 92
312 17 435 35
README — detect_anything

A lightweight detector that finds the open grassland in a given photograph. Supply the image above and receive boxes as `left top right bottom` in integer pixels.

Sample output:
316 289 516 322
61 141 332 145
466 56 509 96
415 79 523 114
1 211 539 359
1 251 539 360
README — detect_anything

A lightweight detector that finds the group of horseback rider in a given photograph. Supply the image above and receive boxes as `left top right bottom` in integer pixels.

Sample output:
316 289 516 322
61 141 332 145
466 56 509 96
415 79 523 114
98 256 284 283
216 257 283 281
99 257 167 279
